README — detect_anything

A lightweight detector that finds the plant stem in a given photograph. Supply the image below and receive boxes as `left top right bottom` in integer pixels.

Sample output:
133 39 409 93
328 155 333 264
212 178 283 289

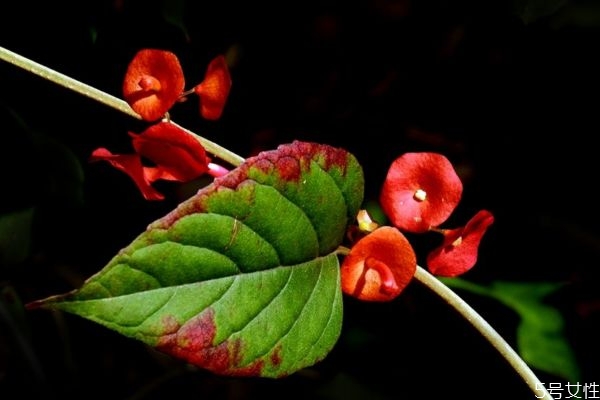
0 45 245 167
169 120 245 167
0 46 139 118
1 44 552 400
414 266 553 400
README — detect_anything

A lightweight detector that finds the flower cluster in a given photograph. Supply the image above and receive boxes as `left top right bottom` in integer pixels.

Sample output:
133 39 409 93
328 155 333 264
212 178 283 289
89 48 492 302
341 152 494 302
122 49 231 122
91 49 232 200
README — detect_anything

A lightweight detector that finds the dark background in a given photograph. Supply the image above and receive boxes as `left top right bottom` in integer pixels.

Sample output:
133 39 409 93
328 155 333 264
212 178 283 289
1 0 599 398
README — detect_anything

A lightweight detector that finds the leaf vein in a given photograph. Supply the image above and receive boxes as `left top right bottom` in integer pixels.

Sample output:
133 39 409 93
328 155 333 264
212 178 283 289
297 262 339 367
216 267 293 347
239 259 322 368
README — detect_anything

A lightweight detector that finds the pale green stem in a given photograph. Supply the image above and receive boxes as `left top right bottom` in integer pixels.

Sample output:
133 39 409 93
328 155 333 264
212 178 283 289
0 46 139 118
167 120 244 167
1 44 552 400
335 246 351 256
414 266 553 400
0 45 245 167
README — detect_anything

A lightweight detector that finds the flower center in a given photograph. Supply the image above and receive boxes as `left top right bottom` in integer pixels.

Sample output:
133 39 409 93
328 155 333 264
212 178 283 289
413 188 427 202
364 257 399 295
138 75 161 92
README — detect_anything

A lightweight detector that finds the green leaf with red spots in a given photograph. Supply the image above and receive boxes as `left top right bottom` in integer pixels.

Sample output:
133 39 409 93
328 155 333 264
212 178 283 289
28 141 364 378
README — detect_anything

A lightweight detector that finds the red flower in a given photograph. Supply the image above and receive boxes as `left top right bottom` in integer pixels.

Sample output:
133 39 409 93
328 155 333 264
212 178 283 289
90 122 210 200
194 55 232 120
380 152 463 233
426 210 495 277
123 49 185 121
341 226 416 302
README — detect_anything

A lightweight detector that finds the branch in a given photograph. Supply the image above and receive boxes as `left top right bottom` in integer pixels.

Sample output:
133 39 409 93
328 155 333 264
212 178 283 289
414 266 553 400
0 45 245 167
0 44 552 400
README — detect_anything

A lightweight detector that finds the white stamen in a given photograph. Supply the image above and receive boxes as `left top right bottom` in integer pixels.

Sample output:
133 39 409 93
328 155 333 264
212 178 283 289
414 189 427 201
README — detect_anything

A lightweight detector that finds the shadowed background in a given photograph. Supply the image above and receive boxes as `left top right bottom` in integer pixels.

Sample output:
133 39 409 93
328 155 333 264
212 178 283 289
1 0 599 398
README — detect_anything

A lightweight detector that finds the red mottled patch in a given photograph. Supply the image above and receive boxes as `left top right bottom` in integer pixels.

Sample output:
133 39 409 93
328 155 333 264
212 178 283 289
283 141 349 173
276 156 301 181
317 145 350 172
211 339 264 376
156 308 265 376
149 141 352 230
160 314 181 335
270 345 282 366
158 309 216 351
249 158 275 176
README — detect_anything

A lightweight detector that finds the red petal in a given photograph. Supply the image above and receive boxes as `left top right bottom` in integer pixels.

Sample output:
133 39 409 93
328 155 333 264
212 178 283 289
380 152 463 233
129 122 210 181
89 148 165 200
426 210 495 277
123 49 185 121
341 226 416 302
142 166 178 182
194 55 232 120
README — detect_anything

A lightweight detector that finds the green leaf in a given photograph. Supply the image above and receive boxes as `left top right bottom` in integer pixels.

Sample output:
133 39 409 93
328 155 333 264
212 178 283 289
0 207 35 267
490 281 581 382
442 278 581 382
161 0 190 42
29 141 365 378
513 0 569 24
0 285 46 385
3 106 85 209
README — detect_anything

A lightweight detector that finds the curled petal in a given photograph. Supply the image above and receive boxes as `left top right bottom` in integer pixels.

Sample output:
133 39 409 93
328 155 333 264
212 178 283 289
426 210 495 277
90 123 211 201
142 166 178 182
207 162 230 178
194 55 232 120
380 152 463 233
341 226 416 302
89 148 164 201
123 49 185 121
129 122 210 182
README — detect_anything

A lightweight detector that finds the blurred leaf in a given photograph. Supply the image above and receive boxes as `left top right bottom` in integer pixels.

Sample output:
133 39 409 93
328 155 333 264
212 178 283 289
4 106 85 208
0 285 47 391
29 141 365 378
162 0 190 42
549 3 600 28
490 281 581 382
364 199 388 226
0 207 35 266
442 278 581 382
514 0 569 24
317 372 388 400
89 25 98 44
1 285 29 336
34 133 85 208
